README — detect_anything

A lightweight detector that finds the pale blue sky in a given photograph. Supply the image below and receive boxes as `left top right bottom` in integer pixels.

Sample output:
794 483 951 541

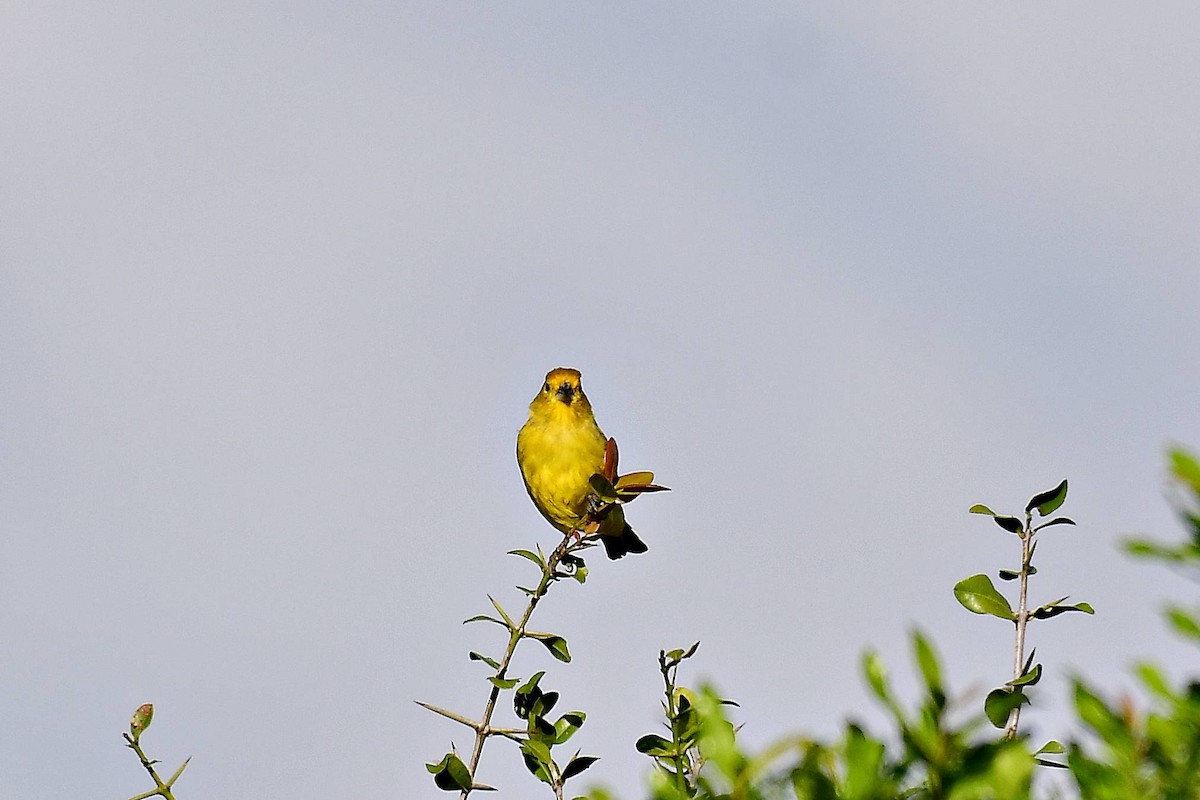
2 3 1198 798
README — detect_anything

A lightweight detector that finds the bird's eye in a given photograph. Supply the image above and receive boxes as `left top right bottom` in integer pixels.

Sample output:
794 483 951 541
543 382 550 392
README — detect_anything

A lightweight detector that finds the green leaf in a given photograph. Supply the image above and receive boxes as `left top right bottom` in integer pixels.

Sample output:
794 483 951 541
1035 740 1065 755
530 713 558 740
469 651 500 669
1027 480 1068 516
953 574 1015 619
514 671 546 719
488 676 520 689
426 752 473 791
635 733 673 756
562 755 599 781
1134 662 1173 699
969 504 997 516
985 688 1029 728
519 740 554 783
1073 682 1125 741
994 516 1024 534
911 631 942 695
588 474 620 503
1035 517 1076 531
1021 647 1037 675
522 739 552 763
998 569 1019 581
1166 606 1200 641
1032 600 1095 620
862 651 894 709
596 502 626 540
1169 448 1200 491
508 549 545 569
842 724 887 798
463 615 506 628
555 711 586 744
527 632 572 663
1011 663 1042 687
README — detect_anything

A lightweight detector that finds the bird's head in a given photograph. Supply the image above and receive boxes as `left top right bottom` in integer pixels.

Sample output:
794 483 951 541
531 367 593 417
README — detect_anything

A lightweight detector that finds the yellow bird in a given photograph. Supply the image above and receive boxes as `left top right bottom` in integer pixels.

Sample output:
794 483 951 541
517 368 648 559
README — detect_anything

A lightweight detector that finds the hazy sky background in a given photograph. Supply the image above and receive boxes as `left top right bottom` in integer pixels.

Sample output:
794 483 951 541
2 3 1199 797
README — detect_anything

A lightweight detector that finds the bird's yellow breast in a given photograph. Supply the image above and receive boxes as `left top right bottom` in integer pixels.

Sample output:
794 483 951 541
517 406 607 533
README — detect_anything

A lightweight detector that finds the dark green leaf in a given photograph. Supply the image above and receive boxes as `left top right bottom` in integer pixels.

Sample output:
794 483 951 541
596 502 626 540
469 652 500 669
562 755 599 781
969 504 997 516
519 740 554 783
514 672 546 719
427 753 473 791
588 474 619 503
635 733 673 756
532 691 560 719
994 516 1024 534
529 714 558 740
1027 480 1068 516
1032 601 1095 620
1011 663 1042 687
984 688 1029 728
488 676 519 689
1035 517 1076 531
463 615 505 628
1022 647 1037 675
527 633 572 663
998 569 1019 581
953 574 1015 619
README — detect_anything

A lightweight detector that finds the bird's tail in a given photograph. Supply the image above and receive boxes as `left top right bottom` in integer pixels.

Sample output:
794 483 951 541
601 523 649 560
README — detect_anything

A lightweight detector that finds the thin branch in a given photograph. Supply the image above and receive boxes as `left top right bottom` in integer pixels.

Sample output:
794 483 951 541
1005 515 1034 739
123 733 185 800
457 533 581 799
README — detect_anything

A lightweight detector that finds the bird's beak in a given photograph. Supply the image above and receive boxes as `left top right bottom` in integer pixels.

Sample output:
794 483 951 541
554 383 575 403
